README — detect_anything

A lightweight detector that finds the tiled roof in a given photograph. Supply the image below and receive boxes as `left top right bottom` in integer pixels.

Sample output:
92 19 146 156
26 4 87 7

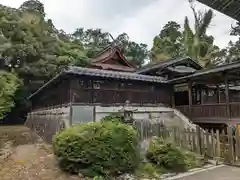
67 66 166 82
90 63 136 72
90 46 134 68
197 0 240 21
136 57 202 74
28 66 167 99
169 61 240 83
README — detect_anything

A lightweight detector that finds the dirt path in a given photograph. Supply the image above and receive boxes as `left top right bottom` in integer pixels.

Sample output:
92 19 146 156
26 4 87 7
173 165 240 180
0 126 81 180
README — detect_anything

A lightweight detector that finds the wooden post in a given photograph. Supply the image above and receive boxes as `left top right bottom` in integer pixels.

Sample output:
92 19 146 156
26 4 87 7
216 85 221 103
225 77 230 119
140 121 144 141
235 129 240 160
196 126 202 154
216 129 221 163
192 128 196 151
171 85 175 108
227 126 234 163
188 81 192 118
200 85 203 104
211 129 216 157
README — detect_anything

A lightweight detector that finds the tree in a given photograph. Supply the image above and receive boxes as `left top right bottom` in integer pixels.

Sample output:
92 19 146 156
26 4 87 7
20 0 45 17
0 71 20 120
183 3 216 67
72 29 149 67
150 21 183 61
220 21 240 64
115 33 149 67
218 40 240 65
72 28 111 58
231 22 240 36
0 2 88 93
150 2 224 67
0 1 149 95
124 42 148 68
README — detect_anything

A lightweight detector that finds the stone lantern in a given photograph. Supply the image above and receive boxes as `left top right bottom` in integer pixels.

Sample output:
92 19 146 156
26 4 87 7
119 100 137 124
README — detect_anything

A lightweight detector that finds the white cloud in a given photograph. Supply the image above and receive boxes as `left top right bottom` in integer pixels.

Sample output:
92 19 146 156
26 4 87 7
1 0 239 49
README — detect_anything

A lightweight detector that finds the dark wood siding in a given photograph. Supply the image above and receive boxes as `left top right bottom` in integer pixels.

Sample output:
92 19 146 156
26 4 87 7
70 76 171 106
30 74 172 111
31 78 71 110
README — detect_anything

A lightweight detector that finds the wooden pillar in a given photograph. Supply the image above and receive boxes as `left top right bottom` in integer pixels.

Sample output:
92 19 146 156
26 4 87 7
171 85 175 108
188 81 193 106
68 80 73 126
188 81 192 117
225 77 230 119
200 85 204 104
91 79 94 104
216 85 221 103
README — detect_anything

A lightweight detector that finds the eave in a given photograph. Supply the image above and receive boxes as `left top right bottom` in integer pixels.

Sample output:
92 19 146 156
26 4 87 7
197 0 240 21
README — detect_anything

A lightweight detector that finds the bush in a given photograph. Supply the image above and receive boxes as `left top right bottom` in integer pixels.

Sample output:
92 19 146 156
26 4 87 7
146 137 186 172
134 162 162 178
183 151 204 170
100 112 124 124
53 121 140 177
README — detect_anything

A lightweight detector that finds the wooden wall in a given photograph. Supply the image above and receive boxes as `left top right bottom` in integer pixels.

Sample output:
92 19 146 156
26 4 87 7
70 76 172 106
31 77 71 110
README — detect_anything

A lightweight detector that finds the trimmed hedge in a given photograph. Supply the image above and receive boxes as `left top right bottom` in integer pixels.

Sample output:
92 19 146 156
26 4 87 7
53 121 140 177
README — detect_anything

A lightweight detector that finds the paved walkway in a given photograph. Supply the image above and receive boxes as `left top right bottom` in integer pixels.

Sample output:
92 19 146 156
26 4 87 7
175 165 240 180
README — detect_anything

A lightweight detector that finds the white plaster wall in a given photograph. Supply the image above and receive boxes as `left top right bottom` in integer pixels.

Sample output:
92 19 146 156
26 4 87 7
71 105 94 124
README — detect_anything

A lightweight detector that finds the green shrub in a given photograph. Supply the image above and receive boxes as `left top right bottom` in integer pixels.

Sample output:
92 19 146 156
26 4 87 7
53 121 140 177
100 112 124 124
146 137 186 172
134 162 162 178
183 151 204 170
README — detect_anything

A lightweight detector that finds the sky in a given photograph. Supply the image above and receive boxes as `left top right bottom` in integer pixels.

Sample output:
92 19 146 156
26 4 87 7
1 0 239 49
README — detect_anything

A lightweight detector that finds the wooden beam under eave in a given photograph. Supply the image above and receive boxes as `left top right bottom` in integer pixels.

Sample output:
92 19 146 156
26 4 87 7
193 75 226 84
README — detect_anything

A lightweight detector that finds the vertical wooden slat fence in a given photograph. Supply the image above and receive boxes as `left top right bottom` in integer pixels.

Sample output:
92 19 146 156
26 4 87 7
134 119 240 165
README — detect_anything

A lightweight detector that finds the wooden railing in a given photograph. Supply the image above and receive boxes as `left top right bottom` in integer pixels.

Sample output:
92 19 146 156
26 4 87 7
230 103 240 117
176 103 240 120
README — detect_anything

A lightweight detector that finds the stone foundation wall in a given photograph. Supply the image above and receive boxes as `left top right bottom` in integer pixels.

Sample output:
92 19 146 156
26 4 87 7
25 106 71 143
95 106 195 129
